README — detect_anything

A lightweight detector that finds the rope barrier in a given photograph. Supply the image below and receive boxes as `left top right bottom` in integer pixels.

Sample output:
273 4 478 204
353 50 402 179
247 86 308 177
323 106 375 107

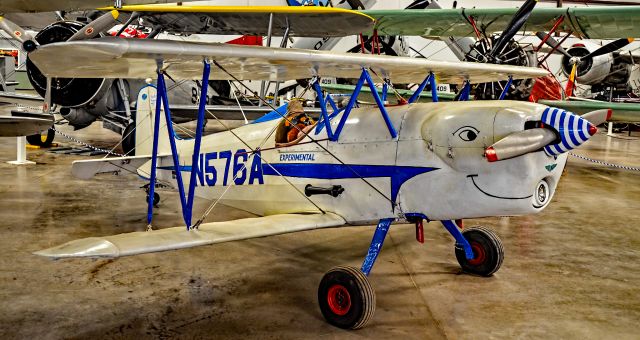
49 126 127 157
569 152 640 172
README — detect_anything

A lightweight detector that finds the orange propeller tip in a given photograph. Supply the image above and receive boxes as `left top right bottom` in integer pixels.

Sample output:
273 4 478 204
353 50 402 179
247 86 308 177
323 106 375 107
629 38 635 43
588 123 598 136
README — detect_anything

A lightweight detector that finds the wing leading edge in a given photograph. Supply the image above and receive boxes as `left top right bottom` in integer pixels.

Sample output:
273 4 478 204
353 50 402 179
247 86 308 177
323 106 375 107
28 37 548 84
34 213 347 259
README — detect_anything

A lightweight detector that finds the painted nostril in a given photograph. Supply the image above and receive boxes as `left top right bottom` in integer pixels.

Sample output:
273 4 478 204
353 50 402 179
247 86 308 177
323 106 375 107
588 123 598 136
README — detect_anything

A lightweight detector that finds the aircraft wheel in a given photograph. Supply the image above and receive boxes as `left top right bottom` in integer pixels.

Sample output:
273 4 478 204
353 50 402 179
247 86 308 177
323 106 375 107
26 129 55 147
146 192 160 206
318 266 375 329
455 227 504 276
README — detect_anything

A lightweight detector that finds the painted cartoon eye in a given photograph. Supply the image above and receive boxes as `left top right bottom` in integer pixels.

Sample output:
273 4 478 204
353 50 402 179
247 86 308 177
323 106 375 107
454 126 480 142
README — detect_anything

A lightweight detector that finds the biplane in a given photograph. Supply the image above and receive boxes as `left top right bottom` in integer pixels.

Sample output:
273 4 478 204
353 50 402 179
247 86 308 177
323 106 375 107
24 7 615 326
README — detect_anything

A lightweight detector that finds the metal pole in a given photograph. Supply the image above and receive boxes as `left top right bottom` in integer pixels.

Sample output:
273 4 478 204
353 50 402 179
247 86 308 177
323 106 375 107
273 18 291 104
8 137 35 165
259 13 275 107
117 79 133 123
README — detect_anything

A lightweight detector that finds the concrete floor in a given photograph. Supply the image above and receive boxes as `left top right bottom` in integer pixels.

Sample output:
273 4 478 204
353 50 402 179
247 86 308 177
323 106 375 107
0 121 638 339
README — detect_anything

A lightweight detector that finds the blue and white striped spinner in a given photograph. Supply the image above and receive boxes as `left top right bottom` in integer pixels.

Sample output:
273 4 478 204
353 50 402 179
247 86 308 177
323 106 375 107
541 107 594 156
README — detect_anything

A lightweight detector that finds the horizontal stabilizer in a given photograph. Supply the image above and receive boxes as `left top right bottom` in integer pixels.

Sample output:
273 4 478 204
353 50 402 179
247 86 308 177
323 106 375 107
71 155 169 180
34 213 346 259
0 115 52 137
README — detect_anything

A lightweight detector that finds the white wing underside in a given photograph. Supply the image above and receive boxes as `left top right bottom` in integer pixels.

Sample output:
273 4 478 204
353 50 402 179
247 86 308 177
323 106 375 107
34 213 347 259
28 37 549 84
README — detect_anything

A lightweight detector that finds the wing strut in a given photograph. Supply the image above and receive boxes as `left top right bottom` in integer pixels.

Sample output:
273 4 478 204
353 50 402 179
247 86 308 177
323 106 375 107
458 81 471 101
498 76 513 100
331 68 398 141
147 60 211 230
312 82 343 136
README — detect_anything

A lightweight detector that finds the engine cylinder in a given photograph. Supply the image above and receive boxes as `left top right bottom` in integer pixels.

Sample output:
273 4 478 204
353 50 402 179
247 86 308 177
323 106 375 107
26 21 106 108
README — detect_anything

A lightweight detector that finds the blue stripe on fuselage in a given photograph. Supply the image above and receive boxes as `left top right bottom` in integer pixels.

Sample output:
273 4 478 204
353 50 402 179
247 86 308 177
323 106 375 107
262 163 438 205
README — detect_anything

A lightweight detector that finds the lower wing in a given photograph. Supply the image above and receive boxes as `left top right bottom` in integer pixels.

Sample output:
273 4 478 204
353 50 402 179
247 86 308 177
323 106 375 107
35 213 347 259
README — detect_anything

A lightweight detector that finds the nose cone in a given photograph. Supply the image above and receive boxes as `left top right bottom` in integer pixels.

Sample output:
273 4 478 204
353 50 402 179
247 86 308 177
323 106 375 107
542 107 595 156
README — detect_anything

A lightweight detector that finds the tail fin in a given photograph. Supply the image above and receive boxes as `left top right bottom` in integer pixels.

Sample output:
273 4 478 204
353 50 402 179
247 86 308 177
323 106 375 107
134 85 171 156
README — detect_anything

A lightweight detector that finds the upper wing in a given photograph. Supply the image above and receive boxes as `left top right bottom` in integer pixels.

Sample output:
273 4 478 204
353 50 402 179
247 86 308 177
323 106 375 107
539 99 640 123
34 213 346 259
27 37 548 84
0 0 173 13
366 6 640 39
112 5 374 37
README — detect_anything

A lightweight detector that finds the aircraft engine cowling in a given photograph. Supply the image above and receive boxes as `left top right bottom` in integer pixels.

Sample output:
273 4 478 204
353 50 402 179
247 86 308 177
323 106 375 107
26 21 108 108
561 42 614 86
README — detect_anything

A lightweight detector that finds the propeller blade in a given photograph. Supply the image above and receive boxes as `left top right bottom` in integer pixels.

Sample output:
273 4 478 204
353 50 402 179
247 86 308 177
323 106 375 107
0 16 32 44
67 10 120 42
565 63 577 98
584 38 634 59
581 109 612 126
485 128 557 162
535 31 571 58
489 0 538 58
406 0 430 9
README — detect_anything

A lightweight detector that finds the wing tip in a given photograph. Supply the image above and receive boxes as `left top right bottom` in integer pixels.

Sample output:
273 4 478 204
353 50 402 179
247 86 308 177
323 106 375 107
34 237 119 259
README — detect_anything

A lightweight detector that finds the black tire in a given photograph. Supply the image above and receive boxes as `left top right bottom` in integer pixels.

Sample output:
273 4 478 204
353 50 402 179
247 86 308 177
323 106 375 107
318 266 375 330
121 123 136 156
146 192 160 206
26 129 55 147
455 227 504 277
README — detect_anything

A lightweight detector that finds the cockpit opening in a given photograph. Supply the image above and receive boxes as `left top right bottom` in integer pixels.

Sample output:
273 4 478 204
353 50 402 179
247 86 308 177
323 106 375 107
275 99 316 148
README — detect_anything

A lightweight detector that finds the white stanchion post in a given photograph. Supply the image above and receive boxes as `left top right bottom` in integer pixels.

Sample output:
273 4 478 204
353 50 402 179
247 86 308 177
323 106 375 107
7 136 35 165
607 122 614 136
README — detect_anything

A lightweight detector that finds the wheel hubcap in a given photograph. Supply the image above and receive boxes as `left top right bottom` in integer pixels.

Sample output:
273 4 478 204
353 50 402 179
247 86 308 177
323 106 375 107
468 242 486 266
327 284 351 316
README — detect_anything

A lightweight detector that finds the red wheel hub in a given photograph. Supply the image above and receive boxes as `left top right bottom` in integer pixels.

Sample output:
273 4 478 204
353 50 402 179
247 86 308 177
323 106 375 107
327 284 351 316
468 242 486 266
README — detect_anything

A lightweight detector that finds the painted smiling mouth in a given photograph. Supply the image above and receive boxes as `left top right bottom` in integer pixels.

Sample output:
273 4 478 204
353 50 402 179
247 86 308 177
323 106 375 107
467 174 533 200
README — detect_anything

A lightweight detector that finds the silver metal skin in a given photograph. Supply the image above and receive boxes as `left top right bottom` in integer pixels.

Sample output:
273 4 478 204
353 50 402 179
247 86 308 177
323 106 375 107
67 10 121 42
0 16 33 44
581 109 611 126
486 128 557 162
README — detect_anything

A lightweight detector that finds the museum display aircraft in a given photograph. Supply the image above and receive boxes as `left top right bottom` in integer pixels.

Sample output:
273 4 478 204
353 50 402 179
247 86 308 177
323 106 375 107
25 31 613 329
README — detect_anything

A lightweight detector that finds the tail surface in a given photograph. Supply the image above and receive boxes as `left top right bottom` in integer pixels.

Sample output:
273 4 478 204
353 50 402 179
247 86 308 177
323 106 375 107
134 85 171 156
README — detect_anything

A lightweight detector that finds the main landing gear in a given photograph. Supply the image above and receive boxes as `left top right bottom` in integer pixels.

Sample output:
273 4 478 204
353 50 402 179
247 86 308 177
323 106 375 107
317 217 504 329
142 184 161 207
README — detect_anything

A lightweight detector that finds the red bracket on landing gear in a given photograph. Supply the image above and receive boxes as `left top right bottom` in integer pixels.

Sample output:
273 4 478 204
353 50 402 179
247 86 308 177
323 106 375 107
455 219 464 229
415 219 424 244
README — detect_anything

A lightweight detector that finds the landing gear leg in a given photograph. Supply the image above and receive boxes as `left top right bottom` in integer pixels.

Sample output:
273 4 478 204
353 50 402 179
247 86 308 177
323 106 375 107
318 218 393 329
442 220 504 276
